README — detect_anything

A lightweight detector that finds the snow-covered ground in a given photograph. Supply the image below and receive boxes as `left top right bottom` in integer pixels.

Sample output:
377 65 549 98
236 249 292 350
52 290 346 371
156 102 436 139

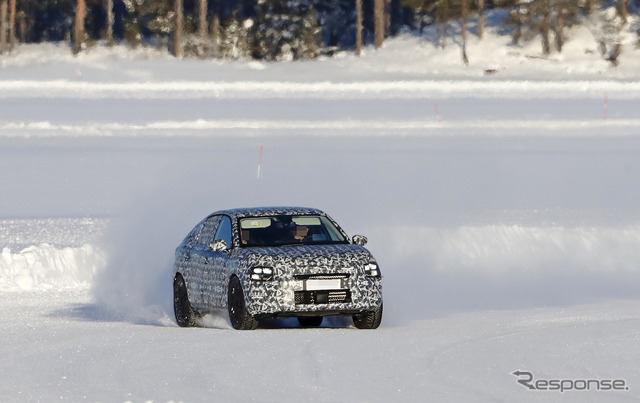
2 20 640 401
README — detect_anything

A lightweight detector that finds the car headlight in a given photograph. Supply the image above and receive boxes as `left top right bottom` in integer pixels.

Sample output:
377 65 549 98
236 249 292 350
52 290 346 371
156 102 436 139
250 267 274 281
365 262 381 278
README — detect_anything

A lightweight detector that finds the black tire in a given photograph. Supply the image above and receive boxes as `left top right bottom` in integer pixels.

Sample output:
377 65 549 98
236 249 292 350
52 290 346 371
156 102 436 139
173 273 199 327
228 276 259 330
353 303 383 329
297 316 323 327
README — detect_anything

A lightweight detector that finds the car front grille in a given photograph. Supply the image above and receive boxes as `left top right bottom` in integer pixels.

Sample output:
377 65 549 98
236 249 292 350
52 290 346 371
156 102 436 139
293 273 352 305
294 273 350 280
294 290 352 305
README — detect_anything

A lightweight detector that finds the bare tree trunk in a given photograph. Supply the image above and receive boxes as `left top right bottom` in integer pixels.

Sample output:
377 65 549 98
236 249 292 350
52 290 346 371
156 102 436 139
477 0 484 39
584 0 594 15
0 0 6 55
73 0 85 54
8 0 14 51
106 0 114 46
18 9 24 43
512 4 521 44
619 0 629 24
198 0 207 40
173 0 183 57
541 0 550 54
555 5 564 52
384 0 391 36
210 11 219 56
461 0 469 64
374 0 384 49
356 0 363 56
436 10 443 49
440 3 449 50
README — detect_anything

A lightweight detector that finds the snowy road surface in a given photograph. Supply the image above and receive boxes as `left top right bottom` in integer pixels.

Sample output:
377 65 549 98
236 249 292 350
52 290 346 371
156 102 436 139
2 290 639 402
1 46 640 401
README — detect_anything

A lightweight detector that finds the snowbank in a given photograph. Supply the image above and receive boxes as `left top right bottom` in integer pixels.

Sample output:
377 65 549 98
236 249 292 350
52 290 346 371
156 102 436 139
374 223 640 322
1 219 639 321
3 16 640 84
386 224 640 274
0 244 104 291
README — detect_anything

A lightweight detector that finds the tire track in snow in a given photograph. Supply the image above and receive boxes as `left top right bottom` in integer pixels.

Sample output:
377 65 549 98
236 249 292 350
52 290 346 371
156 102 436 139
2 119 640 137
1 80 640 99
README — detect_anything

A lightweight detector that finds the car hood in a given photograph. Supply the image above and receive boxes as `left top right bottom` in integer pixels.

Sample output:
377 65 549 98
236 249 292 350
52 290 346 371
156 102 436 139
234 243 374 275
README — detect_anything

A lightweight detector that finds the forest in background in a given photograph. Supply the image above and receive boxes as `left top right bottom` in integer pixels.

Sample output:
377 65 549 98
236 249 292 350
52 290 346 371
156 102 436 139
0 0 639 64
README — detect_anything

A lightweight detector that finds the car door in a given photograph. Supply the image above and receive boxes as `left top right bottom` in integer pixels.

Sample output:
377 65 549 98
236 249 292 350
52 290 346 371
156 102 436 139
188 215 221 311
206 215 234 309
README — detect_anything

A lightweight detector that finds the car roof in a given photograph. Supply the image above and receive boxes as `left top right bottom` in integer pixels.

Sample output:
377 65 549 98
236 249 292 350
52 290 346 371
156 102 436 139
211 206 327 219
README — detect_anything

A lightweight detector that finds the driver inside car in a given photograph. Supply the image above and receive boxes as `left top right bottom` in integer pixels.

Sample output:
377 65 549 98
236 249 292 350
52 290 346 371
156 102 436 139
293 225 309 242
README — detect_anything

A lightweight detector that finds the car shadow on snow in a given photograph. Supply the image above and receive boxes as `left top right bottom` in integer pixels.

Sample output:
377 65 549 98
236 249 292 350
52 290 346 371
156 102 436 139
199 313 357 330
258 315 355 330
47 302 129 323
46 303 361 330
45 302 177 328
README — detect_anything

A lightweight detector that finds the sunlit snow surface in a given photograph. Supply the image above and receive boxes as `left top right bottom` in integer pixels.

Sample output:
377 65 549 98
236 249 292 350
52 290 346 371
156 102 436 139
1 34 640 401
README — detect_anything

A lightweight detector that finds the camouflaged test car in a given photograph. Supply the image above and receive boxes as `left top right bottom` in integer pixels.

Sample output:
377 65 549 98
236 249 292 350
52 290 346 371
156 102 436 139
172 207 383 330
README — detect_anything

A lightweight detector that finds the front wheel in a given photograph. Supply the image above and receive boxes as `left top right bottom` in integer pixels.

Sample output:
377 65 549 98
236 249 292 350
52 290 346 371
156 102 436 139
228 276 259 330
353 303 383 329
173 273 199 327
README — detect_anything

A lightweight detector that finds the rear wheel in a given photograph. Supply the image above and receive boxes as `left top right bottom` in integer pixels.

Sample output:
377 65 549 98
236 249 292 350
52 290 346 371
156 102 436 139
173 273 199 327
228 276 259 330
353 303 383 329
297 316 323 327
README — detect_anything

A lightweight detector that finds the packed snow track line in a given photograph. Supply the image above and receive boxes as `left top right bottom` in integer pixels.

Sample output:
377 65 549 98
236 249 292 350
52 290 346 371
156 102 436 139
0 80 639 100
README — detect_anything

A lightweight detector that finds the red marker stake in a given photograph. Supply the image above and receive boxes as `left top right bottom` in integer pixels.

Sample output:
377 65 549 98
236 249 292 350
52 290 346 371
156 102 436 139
434 102 441 123
603 92 608 121
257 144 264 179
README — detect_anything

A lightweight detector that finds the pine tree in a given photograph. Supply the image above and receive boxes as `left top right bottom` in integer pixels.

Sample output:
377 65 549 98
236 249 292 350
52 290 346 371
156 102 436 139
597 1 626 65
251 0 321 61
296 4 321 58
219 15 250 59
312 0 358 49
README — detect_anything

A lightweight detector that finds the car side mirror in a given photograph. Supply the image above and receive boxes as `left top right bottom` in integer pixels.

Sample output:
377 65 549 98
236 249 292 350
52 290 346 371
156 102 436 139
210 239 229 252
352 235 368 246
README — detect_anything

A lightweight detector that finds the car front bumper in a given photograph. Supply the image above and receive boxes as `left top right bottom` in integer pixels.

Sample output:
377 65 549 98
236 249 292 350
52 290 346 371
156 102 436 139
245 274 383 317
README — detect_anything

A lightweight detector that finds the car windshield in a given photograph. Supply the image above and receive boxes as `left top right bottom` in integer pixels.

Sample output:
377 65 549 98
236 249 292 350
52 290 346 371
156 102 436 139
239 215 348 247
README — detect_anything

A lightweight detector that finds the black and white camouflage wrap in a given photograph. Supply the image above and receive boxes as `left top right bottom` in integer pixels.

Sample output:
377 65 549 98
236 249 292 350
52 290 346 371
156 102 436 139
173 207 383 318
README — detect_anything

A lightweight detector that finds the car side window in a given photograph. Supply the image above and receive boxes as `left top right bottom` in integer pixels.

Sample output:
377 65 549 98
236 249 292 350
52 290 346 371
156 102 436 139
197 215 221 245
214 216 233 249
